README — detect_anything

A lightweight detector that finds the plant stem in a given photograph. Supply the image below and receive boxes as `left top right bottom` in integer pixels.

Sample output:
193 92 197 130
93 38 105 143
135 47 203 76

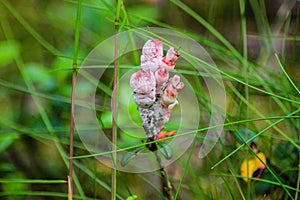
68 71 76 200
239 0 251 198
154 152 175 200
112 1 122 200
69 0 82 199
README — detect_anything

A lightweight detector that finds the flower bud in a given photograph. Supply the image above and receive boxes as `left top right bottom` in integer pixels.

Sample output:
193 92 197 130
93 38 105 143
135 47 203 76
130 70 156 108
160 46 180 71
154 68 169 96
170 75 184 91
140 40 163 72
166 46 180 62
161 75 184 106
142 39 163 58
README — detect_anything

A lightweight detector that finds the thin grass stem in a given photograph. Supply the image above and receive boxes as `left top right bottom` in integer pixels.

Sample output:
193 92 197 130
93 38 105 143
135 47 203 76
69 1 83 199
275 53 300 96
111 1 123 199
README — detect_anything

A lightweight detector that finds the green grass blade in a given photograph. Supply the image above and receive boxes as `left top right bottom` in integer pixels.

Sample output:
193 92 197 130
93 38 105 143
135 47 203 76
275 53 300 95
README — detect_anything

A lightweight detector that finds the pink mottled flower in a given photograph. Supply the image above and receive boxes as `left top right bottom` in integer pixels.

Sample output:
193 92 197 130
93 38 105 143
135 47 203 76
161 75 184 106
155 68 169 86
142 39 163 58
140 40 163 72
156 103 171 132
161 88 178 106
170 75 184 90
156 100 178 132
154 68 169 95
130 39 184 138
130 70 156 108
160 46 180 71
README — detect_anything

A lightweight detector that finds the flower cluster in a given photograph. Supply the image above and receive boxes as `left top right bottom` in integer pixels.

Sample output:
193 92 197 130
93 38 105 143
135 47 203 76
130 39 184 139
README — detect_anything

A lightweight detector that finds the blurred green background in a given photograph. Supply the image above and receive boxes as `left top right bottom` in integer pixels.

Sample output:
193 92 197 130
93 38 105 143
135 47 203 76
0 0 299 199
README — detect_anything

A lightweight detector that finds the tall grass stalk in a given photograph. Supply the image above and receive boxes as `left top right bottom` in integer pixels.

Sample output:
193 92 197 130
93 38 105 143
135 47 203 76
1 0 86 198
69 0 83 199
112 0 122 199
239 0 251 198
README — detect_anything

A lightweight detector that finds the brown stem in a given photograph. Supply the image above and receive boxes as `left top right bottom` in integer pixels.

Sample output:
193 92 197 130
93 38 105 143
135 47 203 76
111 28 118 200
69 0 82 198
111 1 122 198
68 69 77 199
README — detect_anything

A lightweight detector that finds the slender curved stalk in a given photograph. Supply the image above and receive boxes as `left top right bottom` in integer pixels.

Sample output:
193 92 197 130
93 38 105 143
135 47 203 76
69 0 83 199
154 152 175 200
112 1 122 199
238 0 251 198
275 53 300 95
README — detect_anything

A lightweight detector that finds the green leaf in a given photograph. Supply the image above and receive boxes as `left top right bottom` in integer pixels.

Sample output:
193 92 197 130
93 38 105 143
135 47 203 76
0 132 19 154
100 111 112 128
0 40 19 67
157 142 173 160
121 146 146 167
232 128 258 144
126 195 138 200
24 63 56 91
